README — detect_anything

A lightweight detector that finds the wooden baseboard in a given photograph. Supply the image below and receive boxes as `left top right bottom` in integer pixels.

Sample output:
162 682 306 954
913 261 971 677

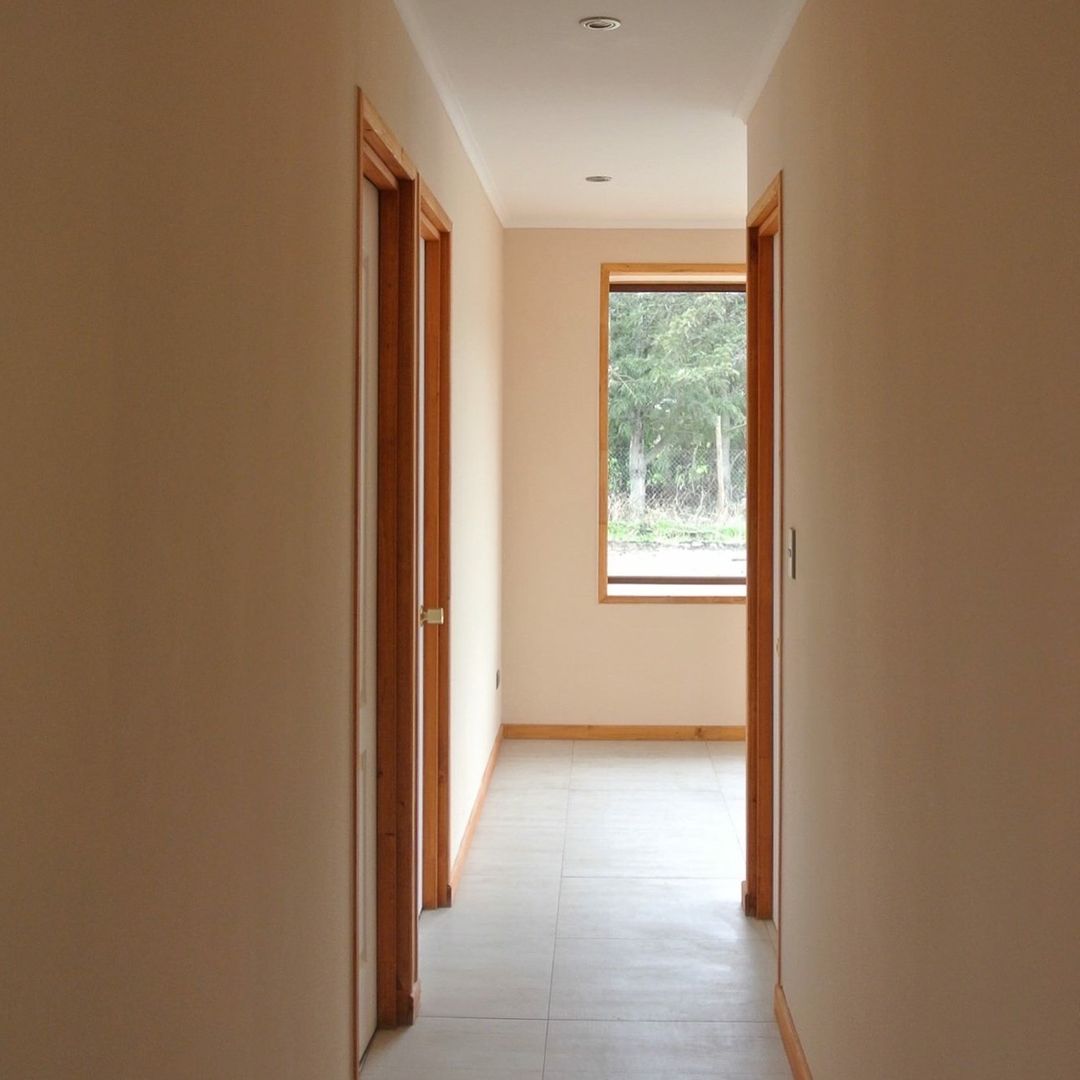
447 725 503 897
775 984 813 1080
501 723 746 741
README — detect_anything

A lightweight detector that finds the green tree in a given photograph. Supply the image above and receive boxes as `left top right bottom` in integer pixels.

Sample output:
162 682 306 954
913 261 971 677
608 290 747 522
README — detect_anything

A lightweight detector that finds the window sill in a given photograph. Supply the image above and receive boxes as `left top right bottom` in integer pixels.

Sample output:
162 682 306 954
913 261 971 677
602 581 747 604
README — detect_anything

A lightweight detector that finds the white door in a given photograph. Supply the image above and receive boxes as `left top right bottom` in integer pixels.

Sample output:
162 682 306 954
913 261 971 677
357 178 380 1053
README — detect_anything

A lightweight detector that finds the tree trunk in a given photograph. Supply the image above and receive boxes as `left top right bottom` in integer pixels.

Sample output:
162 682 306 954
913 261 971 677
716 413 732 521
629 418 647 520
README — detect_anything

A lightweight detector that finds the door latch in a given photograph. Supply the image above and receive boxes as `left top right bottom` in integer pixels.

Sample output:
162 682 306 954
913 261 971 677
419 606 445 626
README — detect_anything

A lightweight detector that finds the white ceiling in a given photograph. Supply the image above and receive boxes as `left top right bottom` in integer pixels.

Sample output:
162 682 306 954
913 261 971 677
394 0 805 228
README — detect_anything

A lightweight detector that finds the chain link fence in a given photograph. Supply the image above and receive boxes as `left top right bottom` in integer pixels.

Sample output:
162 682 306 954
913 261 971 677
608 445 747 533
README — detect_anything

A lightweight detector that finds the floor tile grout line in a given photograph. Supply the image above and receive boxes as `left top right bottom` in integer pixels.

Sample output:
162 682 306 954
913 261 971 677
541 749 573 1078
548 742 766 1061
407 742 782 1075
549 1019 780 1033
715 776 748 856
416 1011 780 1026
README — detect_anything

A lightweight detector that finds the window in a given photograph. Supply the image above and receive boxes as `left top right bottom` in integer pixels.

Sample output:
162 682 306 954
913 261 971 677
599 264 748 603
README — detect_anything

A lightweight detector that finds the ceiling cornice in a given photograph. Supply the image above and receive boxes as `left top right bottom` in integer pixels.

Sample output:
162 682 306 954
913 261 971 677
392 0 509 223
735 0 808 120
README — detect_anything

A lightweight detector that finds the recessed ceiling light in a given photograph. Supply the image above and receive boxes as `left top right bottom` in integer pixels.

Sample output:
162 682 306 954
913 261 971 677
579 16 622 31
585 175 613 183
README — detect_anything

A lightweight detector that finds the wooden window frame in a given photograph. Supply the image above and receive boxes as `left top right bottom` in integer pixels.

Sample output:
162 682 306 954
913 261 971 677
744 174 782 925
418 182 452 912
355 91 420 1040
598 263 749 605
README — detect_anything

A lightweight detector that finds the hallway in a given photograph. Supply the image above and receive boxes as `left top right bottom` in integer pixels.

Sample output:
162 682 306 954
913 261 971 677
363 739 787 1078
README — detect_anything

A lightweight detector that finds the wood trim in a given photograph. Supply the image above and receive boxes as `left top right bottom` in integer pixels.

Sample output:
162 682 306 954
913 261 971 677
597 265 611 603
352 89 364 1080
597 262 749 606
435 224 452 908
362 146 398 192
420 184 452 912
357 91 421 1032
601 593 747 606
419 214 439 243
747 177 782 233
419 179 452 233
608 575 747 586
774 180 786 966
775 984 813 1080
744 173 782 924
361 96 417 182
448 726 504 896
609 281 747 294
375 167 420 1027
605 262 748 276
420 221 439 907
502 724 746 741
421 226 439 903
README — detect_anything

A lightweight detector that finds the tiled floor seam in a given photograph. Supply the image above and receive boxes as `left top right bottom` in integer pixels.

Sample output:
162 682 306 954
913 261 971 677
548 1018 778 1027
396 740 776 1077
542 748 573 1076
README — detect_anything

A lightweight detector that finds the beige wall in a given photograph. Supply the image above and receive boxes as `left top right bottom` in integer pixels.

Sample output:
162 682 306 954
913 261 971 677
1 1 501 1076
749 0 1080 1075
502 230 746 730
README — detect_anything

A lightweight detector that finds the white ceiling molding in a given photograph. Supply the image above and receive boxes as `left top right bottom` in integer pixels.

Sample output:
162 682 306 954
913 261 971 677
735 0 808 120
393 0 509 223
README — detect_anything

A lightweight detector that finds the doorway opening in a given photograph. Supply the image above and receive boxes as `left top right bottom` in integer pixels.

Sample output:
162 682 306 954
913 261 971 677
418 183 452 912
355 93 456 1061
358 93 446 1061
744 174 782 924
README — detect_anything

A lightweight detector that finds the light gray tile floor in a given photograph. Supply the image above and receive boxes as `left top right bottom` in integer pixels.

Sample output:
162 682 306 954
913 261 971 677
362 739 785 1079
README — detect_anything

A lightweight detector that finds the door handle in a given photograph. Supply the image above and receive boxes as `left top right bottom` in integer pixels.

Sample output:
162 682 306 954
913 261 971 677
419 606 445 626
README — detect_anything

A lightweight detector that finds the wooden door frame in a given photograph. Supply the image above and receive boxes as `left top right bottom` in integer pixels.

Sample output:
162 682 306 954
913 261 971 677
355 91 421 1039
744 173 782 921
418 183 452 911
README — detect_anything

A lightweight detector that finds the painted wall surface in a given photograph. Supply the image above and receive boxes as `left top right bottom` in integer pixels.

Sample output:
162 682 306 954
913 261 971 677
748 0 1080 1075
502 230 746 730
1 1 501 1075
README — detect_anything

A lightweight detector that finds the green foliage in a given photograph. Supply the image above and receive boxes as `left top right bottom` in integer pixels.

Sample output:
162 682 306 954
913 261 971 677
607 289 747 517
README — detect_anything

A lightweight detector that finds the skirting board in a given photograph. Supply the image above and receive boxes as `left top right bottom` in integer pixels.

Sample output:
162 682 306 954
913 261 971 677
447 725 503 897
502 723 746 741
775 984 813 1080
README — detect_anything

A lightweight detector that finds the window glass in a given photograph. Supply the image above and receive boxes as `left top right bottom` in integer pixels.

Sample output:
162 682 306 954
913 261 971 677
606 287 747 591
